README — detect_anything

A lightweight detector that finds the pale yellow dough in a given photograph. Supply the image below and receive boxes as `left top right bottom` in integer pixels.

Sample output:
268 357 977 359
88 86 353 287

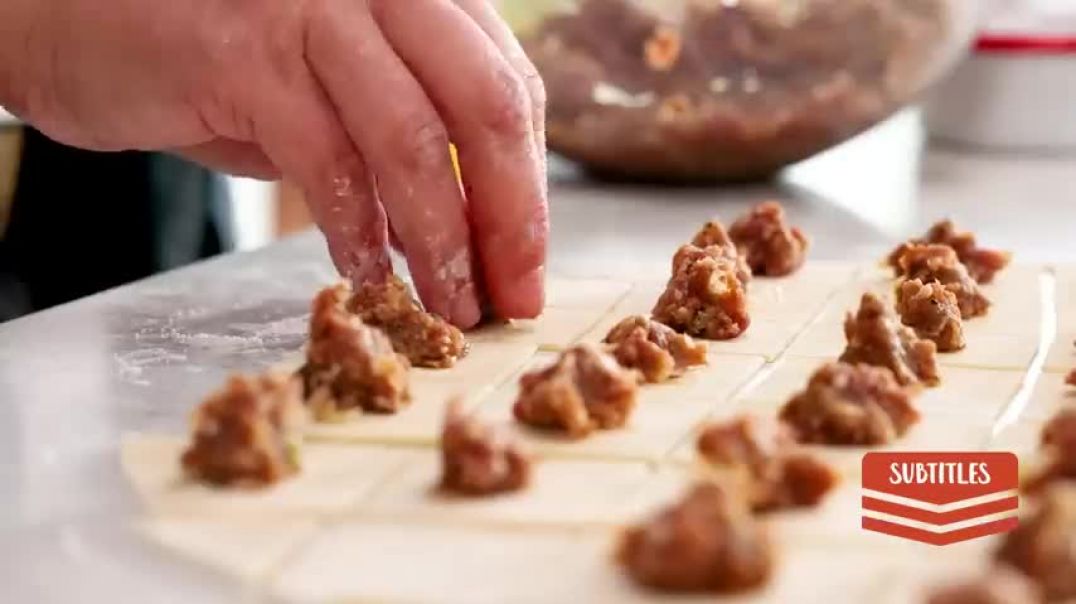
466 307 611 351
1044 330 1076 373
544 277 631 311
139 518 317 585
121 435 420 519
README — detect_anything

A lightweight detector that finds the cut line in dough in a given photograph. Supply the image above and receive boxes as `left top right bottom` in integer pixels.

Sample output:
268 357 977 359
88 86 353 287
139 518 317 586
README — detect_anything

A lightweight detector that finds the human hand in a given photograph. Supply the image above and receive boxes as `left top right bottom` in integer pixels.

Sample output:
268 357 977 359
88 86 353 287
0 0 548 328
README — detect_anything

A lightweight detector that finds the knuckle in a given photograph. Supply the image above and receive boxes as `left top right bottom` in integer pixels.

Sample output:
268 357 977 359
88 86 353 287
521 65 547 118
389 113 451 174
476 67 532 138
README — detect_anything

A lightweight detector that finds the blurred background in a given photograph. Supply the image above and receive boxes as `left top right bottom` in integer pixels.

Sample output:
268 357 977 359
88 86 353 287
0 0 1072 322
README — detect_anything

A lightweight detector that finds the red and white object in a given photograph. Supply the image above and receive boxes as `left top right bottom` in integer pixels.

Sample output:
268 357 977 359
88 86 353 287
925 0 1076 151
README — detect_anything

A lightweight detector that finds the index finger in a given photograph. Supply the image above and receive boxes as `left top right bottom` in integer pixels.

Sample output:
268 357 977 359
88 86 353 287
373 0 548 320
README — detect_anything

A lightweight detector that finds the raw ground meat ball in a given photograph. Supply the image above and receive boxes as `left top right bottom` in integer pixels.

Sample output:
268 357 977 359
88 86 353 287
181 372 305 488
895 244 991 319
653 244 751 340
728 202 809 277
926 567 1041 604
996 486 1076 602
690 220 752 285
780 362 921 446
513 344 639 438
840 292 939 387
618 482 774 593
301 283 412 420
895 278 965 352
887 220 1012 284
440 400 532 496
1024 409 1076 494
1066 369 1075 387
348 275 468 369
603 315 708 383
696 415 838 512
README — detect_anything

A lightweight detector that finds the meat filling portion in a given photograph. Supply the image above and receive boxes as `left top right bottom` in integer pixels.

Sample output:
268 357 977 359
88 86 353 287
690 220 752 285
603 315 708 383
780 362 920 445
895 244 991 319
513 344 639 438
440 400 532 496
653 244 751 340
618 482 774 593
696 415 838 512
1066 369 1075 387
926 568 1041 604
996 486 1076 602
349 275 468 369
181 372 305 488
895 278 965 352
728 201 809 277
301 283 411 420
887 220 1012 284
840 292 940 386
1025 409 1076 494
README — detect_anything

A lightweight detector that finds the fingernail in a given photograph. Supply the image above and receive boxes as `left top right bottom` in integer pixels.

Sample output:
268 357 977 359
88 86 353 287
448 285 482 330
508 266 546 319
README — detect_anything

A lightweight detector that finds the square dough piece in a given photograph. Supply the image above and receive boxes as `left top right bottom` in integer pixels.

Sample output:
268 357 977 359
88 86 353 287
1054 264 1076 331
363 456 659 528
545 277 630 311
967 264 1044 336
467 307 611 351
272 521 913 604
122 435 420 519
139 518 316 585
304 342 536 446
474 354 766 462
1009 370 1076 422
1043 331 1076 374
747 262 861 323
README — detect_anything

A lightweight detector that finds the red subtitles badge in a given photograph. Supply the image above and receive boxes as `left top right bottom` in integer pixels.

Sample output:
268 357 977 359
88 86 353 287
861 452 1019 545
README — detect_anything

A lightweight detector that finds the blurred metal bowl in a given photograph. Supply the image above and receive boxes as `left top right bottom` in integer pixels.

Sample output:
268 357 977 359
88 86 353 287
501 0 981 182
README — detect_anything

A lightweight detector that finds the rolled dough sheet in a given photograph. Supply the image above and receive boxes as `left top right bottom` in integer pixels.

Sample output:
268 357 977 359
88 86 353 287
734 357 1024 422
304 342 536 446
545 277 631 311
1009 370 1076 421
578 265 857 361
785 269 1044 370
1043 331 1076 374
473 354 766 462
362 456 661 528
270 520 914 604
466 307 612 351
121 434 421 519
1054 264 1076 331
139 518 316 586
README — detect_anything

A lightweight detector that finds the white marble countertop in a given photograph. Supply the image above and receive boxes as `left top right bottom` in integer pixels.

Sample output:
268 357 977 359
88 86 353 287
1 110 1074 602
